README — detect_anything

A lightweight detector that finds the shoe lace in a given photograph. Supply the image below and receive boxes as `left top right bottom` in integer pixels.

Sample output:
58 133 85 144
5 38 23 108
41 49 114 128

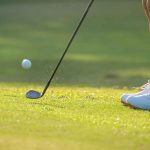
140 80 150 90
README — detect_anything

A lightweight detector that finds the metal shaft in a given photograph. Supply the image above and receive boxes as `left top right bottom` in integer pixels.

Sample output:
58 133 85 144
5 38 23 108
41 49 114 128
42 0 94 96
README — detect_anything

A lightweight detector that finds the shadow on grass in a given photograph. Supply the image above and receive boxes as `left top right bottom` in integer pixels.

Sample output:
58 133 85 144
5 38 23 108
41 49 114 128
0 58 150 88
0 1 149 88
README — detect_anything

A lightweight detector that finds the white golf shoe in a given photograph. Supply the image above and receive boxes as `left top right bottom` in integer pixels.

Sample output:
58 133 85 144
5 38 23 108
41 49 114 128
127 94 150 110
121 80 150 105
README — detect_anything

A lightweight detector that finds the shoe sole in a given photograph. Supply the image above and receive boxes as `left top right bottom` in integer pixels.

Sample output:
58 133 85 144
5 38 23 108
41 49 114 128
121 101 139 110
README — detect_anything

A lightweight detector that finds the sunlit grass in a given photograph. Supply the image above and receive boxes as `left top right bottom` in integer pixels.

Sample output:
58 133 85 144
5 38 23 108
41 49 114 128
0 83 150 150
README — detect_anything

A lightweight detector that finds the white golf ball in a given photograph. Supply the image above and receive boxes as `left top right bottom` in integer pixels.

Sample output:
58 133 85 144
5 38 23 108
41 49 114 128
21 59 32 69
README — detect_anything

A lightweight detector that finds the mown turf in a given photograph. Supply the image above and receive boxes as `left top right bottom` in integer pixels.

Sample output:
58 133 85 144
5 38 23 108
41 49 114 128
0 84 150 150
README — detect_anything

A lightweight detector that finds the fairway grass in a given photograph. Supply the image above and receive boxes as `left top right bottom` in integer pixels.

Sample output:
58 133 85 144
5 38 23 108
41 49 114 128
0 83 150 150
0 1 150 87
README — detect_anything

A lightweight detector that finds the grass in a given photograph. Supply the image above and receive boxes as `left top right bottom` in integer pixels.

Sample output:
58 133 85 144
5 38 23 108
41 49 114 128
0 0 150 86
0 0 150 149
0 84 150 150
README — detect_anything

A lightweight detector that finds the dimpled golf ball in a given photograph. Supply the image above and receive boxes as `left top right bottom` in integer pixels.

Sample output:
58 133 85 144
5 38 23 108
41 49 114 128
21 59 32 69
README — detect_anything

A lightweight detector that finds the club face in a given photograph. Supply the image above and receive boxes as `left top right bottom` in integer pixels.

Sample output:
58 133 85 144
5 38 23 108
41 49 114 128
26 90 42 99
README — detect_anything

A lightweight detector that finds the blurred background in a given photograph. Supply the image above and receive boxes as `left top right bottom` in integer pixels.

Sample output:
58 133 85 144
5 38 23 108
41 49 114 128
0 0 150 87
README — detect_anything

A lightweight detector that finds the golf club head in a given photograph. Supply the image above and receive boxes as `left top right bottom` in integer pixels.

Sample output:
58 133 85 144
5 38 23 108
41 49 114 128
26 90 42 99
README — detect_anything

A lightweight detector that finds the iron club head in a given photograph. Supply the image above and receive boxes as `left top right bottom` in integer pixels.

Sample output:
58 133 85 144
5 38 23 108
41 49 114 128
26 90 42 99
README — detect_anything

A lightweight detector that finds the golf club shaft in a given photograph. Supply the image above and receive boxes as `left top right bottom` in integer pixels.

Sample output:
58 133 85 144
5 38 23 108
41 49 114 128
42 0 94 96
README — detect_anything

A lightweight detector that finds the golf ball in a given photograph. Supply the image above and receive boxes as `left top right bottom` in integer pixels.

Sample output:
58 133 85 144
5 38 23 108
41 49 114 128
21 59 32 69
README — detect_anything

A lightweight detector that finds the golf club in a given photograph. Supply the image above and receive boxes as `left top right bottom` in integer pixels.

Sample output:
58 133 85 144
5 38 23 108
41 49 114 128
26 0 94 99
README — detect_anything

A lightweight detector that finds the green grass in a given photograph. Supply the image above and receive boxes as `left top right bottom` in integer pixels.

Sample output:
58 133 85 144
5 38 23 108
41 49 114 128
0 0 150 150
0 84 150 150
0 0 150 87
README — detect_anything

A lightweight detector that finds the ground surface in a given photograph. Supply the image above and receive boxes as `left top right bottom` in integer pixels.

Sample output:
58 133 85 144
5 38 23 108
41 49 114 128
0 0 150 150
0 84 150 150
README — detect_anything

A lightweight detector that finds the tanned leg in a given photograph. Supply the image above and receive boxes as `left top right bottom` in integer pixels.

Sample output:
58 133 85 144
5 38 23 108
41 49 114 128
142 0 150 30
147 0 150 17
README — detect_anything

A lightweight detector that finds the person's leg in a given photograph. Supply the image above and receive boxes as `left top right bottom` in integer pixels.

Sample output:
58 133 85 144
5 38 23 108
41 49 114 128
142 0 150 30
147 0 150 16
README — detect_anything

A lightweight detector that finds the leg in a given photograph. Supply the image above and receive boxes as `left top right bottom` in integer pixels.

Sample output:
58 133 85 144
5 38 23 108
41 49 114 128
147 0 150 16
146 0 150 30
142 0 150 30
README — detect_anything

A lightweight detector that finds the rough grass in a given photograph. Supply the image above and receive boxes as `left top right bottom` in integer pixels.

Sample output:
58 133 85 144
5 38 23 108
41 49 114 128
0 84 150 150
